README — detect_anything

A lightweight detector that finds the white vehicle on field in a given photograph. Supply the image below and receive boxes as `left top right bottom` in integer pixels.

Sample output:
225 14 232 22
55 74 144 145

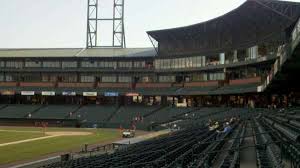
122 129 135 138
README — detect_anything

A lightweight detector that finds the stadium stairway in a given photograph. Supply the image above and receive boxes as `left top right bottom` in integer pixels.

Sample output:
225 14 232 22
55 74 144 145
212 122 245 168
109 105 162 125
253 118 284 168
32 105 80 119
24 104 46 118
0 104 42 119
0 104 8 111
105 105 122 122
64 105 84 119
143 106 166 118
239 121 257 168
76 105 119 125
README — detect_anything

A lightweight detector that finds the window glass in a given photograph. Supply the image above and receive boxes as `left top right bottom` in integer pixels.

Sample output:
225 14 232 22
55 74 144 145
119 61 132 68
118 76 132 82
80 75 95 82
81 61 97 68
0 61 4 67
159 76 175 82
0 73 4 81
43 61 60 68
102 76 117 82
61 74 77 82
25 61 41 68
62 61 77 68
6 61 23 68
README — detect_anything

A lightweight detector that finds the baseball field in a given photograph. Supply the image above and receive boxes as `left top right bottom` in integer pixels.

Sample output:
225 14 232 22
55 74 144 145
0 126 122 167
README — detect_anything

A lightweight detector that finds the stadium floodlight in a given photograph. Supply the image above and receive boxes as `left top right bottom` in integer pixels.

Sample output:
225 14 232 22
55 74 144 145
86 0 126 48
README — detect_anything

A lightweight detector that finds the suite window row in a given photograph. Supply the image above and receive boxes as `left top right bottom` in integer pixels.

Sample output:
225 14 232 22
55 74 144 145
154 73 225 83
0 73 132 83
155 56 206 70
155 45 277 70
0 72 225 83
0 60 147 69
0 45 275 70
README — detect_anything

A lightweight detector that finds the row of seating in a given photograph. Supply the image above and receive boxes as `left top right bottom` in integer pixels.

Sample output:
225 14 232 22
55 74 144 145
258 108 300 167
110 106 160 123
252 118 284 168
38 106 300 168
0 104 41 118
219 123 245 168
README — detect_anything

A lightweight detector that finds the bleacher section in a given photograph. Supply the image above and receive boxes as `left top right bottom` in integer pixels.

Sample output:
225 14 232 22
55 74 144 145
38 106 300 168
0 104 41 118
0 105 255 128
32 105 79 119
0 105 298 167
110 105 160 123
76 105 118 123
41 119 242 168
143 106 197 123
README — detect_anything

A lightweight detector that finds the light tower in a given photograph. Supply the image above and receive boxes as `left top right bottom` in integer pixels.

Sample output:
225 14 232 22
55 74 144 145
86 0 126 48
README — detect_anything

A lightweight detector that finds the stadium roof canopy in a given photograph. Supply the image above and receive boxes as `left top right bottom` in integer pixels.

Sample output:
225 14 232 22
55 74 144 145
0 48 156 58
147 0 300 57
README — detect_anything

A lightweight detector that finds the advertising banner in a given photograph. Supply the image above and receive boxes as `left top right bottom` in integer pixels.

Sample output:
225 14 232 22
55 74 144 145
125 93 139 97
104 92 119 97
42 91 55 96
83 92 97 97
1 91 15 95
21 91 35 96
62 91 76 96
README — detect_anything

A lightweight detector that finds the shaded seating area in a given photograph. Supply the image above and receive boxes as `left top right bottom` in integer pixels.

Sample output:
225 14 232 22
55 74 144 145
143 106 197 124
76 105 119 123
0 104 41 118
32 105 79 119
109 105 161 123
40 118 241 168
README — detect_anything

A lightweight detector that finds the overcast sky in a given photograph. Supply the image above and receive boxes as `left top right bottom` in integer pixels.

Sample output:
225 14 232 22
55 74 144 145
0 0 298 48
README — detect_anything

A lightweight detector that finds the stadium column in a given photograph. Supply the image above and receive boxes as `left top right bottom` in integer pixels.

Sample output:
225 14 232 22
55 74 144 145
118 96 125 106
115 95 120 106
161 96 168 106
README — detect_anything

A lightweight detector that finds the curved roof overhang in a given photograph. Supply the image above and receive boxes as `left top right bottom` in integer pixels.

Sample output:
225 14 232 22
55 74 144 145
147 0 300 57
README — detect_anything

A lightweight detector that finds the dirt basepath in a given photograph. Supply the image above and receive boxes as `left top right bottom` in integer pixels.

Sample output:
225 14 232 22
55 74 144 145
0 131 93 147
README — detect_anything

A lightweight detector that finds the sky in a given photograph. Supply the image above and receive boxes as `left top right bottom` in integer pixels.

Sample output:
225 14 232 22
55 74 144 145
0 0 299 48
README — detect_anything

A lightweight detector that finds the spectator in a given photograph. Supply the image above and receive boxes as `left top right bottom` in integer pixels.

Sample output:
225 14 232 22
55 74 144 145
217 122 232 134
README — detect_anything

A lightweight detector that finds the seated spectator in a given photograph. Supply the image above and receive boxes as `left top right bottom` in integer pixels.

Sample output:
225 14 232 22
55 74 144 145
209 121 219 131
217 122 232 134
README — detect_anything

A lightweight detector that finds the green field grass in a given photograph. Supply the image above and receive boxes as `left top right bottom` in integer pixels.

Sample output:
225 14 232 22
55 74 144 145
0 131 44 144
0 127 120 165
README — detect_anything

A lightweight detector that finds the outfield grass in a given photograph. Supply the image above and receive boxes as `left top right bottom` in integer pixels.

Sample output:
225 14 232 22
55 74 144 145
0 127 120 165
0 131 44 144
0 126 101 132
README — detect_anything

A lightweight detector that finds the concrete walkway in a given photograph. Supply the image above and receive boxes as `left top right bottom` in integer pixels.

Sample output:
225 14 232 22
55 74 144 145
240 122 257 168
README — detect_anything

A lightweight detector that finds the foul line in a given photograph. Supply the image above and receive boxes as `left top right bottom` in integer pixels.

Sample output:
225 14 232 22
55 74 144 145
0 135 59 147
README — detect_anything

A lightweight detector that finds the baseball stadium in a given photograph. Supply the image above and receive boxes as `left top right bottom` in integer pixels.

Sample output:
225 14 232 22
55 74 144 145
0 0 300 167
